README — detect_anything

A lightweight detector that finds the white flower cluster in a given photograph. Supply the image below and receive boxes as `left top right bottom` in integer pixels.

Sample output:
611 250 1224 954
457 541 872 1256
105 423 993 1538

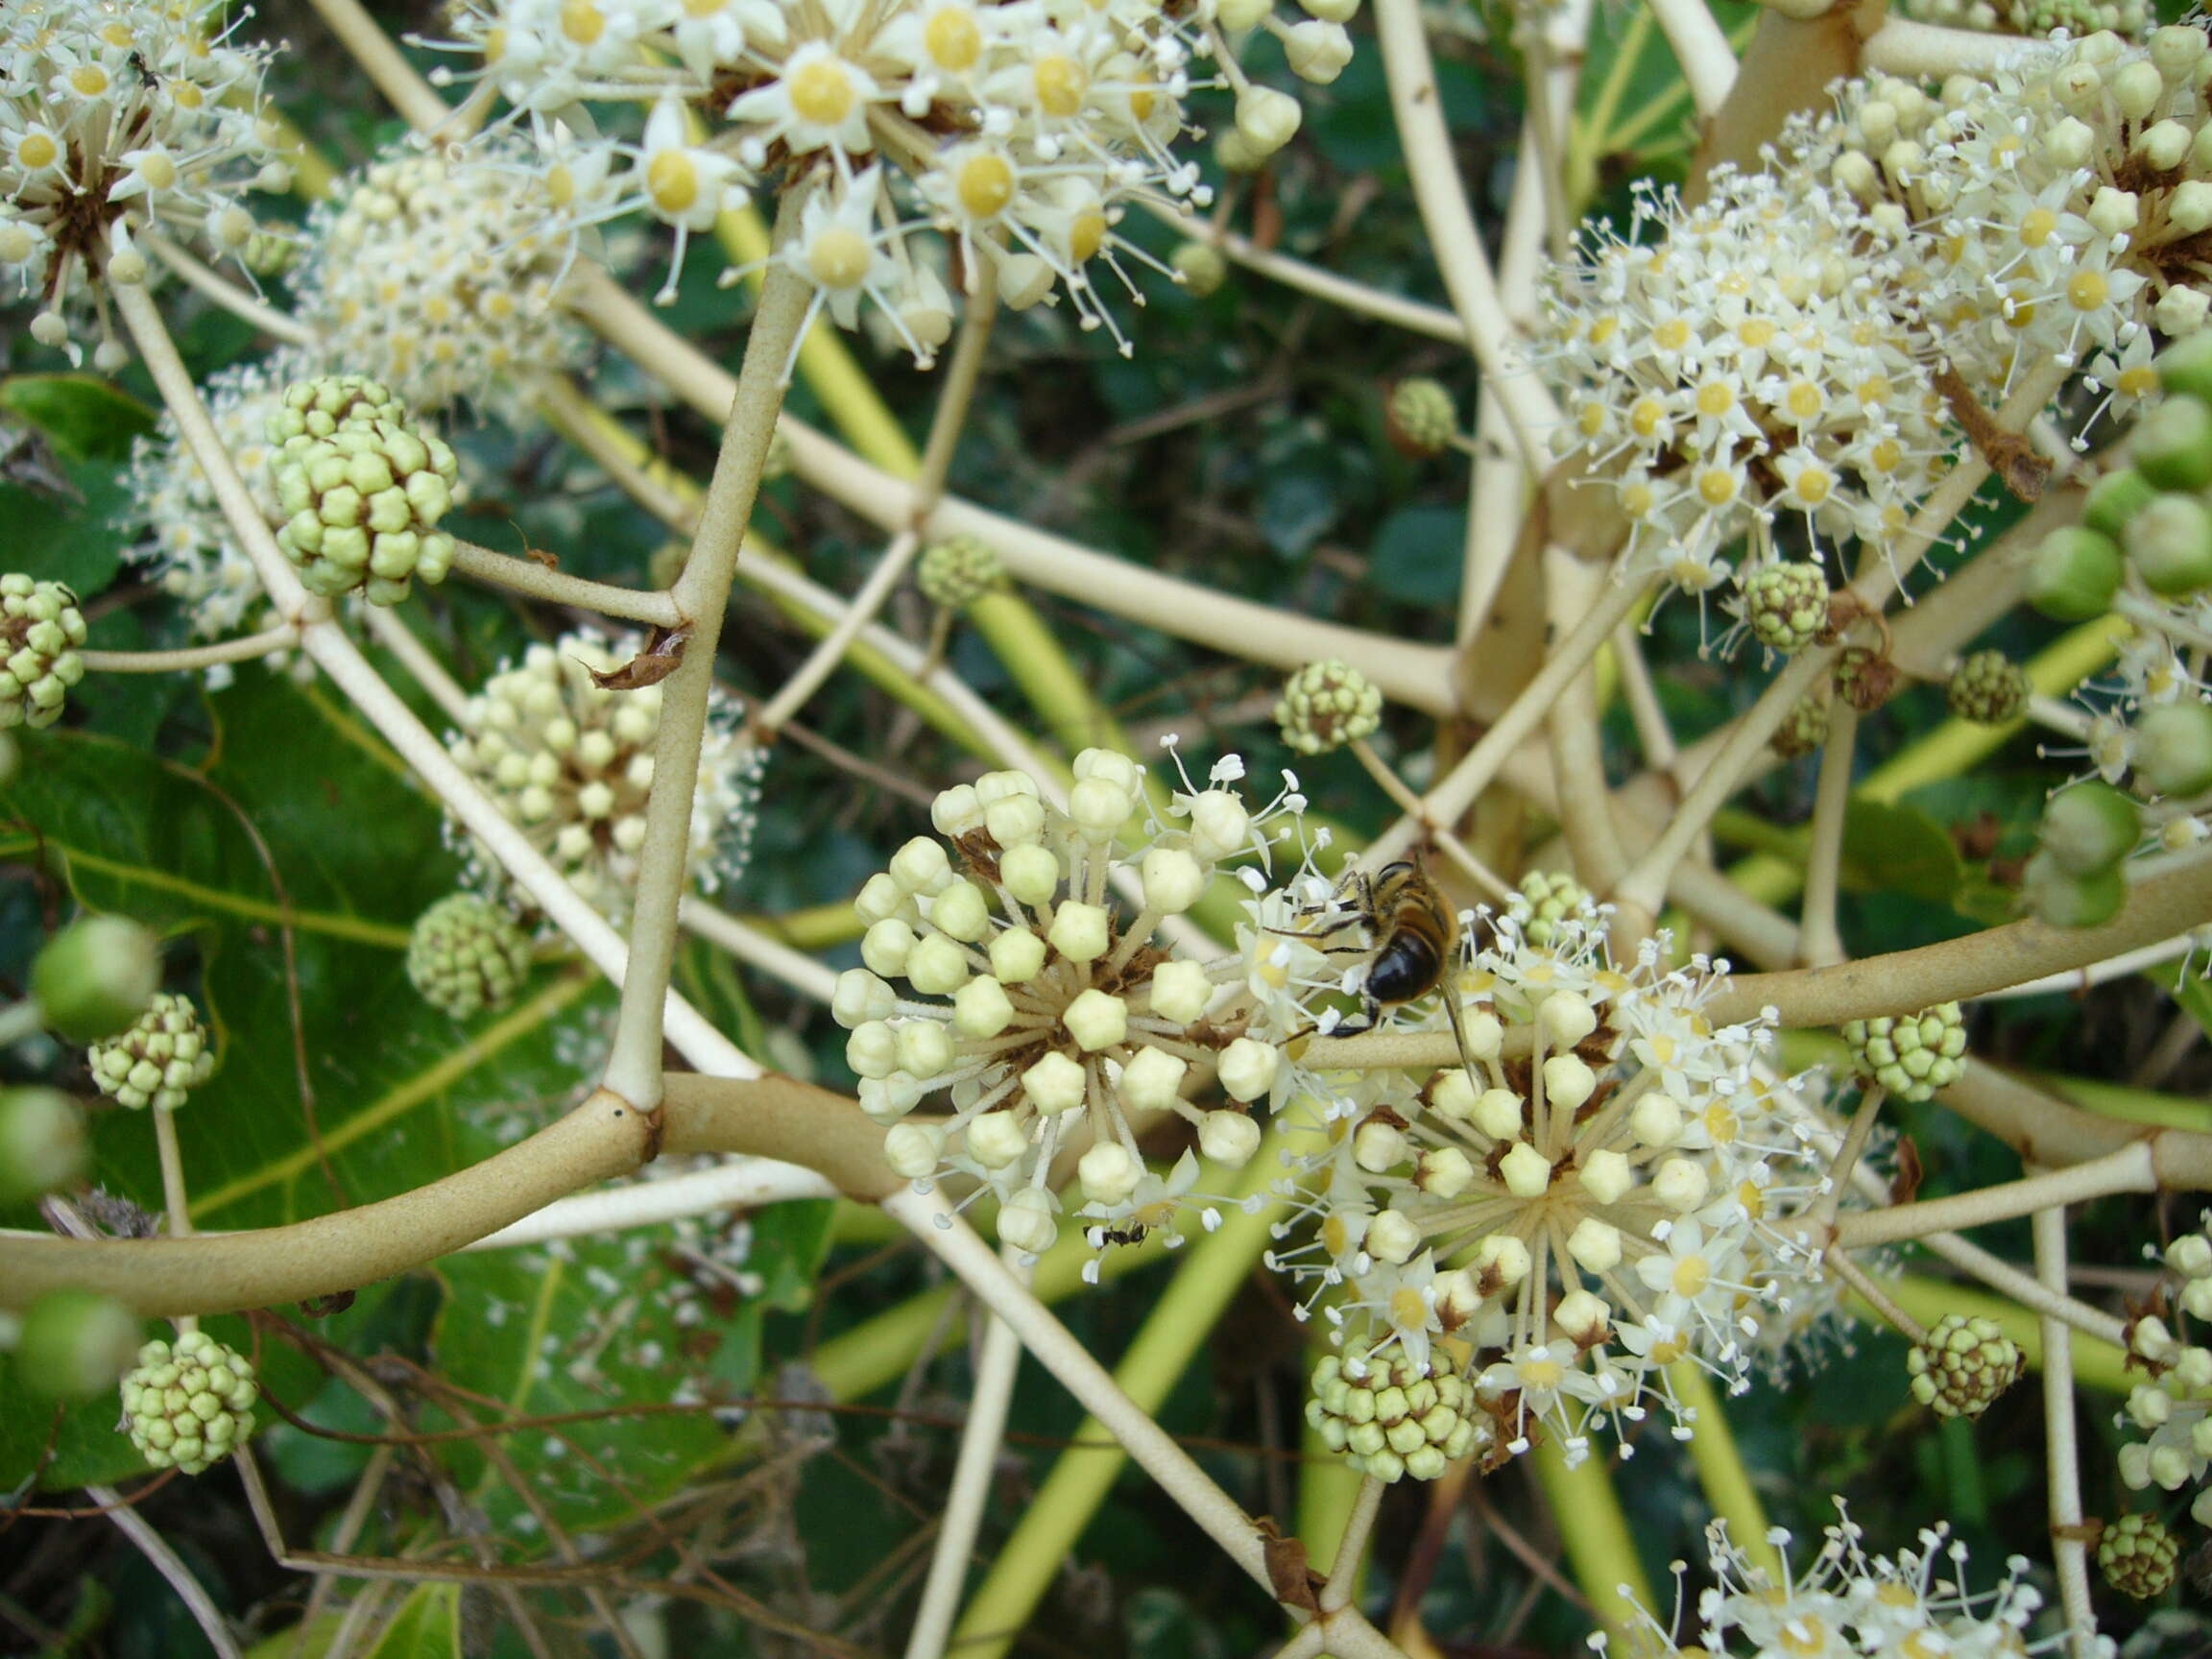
2118 1215 2212 1527
435 0 1348 362
1599 1509 2104 1658
1266 893 1845 1466
832 745 1307 1258
0 0 289 367
1546 169 1948 595
444 630 766 921
292 136 593 417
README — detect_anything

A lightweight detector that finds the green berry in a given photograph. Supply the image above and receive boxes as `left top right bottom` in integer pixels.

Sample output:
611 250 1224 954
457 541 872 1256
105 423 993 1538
1945 650 2029 725
0 572 87 731
1833 645 1899 713
1843 1003 1967 1102
1274 659 1382 756
407 893 533 1020
1743 563 1831 654
2019 851 2128 928
1907 1312 2025 1418
2129 397 2212 493
1170 240 1228 300
2125 493 2212 596
0 1086 88 1204
2038 781 2141 876
2135 701 2212 797
1771 692 1832 759
2099 1512 2179 1599
2026 526 2123 621
1306 1342 1488 1483
87 992 215 1112
271 376 459 606
119 1331 258 1475
1386 378 1458 458
31 916 160 1045
14 1290 142 1400
917 535 1006 610
2083 467 2157 539
2159 333 2212 406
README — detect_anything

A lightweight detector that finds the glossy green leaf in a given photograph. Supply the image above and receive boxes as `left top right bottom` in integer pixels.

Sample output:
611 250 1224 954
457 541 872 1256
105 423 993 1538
1 373 158 461
1838 800 1967 906
365 1582 462 1659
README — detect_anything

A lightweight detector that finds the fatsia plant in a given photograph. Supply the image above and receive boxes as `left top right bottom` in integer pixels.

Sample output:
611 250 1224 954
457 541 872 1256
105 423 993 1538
6 0 2212 1652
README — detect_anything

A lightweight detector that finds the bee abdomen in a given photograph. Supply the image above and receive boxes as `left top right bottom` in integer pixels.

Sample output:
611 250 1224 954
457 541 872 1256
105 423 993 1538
1367 936 1441 1005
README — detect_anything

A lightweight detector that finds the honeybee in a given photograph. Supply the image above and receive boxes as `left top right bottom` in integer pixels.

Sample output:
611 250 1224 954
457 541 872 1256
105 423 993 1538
1300 858 1482 1075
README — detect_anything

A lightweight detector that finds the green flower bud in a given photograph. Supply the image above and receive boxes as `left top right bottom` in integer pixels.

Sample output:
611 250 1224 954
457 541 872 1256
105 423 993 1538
271 376 459 607
2135 701 2212 797
87 992 215 1111
1275 659 1382 755
1386 378 1458 458
2039 781 2141 876
119 1331 258 1474
407 893 533 1020
2099 1512 2179 1599
1771 692 1832 758
1946 650 2029 725
2019 850 2128 928
2125 492 2212 595
0 572 88 731
1743 563 1831 654
1305 1342 1488 1482
1907 1312 2025 1418
917 535 1007 611
2129 397 2212 492
14 1290 142 1400
2083 467 2157 538
1170 240 1229 299
2026 526 2123 621
2158 332 2212 406
31 916 160 1044
0 1086 88 1204
1843 1003 1967 1102
1513 870 1592 947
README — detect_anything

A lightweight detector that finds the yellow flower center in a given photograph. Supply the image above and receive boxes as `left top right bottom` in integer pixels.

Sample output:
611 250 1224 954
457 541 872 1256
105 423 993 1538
2021 206 2057 248
15 132 59 171
69 62 109 96
2068 269 2110 312
1695 381 1734 418
1790 464 1834 505
1738 318 1775 348
1034 54 1088 116
808 225 872 289
955 152 1013 219
1697 468 1738 507
1786 381 1823 420
789 57 856 127
646 151 699 216
925 7 982 69
1652 317 1691 351
1629 397 1665 438
560 0 605 44
1069 211 1107 264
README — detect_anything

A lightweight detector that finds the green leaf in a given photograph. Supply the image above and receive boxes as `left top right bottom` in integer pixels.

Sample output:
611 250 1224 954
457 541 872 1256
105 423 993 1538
1838 800 1966 905
1370 504 1465 606
1 457 135 598
365 1583 462 1659
1 373 157 462
244 1615 349 1659
0 674 608 1490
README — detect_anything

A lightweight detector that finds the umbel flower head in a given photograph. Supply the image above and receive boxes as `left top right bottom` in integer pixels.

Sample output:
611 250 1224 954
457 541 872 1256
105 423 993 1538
0 574 87 730
1266 886 1841 1465
87 991 214 1111
2115 1214 2212 1527
832 744 1308 1257
435 0 1346 362
119 1331 258 1475
0 0 289 367
407 893 534 1020
1599 1507 2104 1657
293 135 594 417
443 630 766 922
269 374 462 606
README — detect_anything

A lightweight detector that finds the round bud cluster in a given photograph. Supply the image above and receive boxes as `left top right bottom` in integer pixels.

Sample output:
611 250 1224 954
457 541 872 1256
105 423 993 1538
833 747 1301 1255
2098 1512 2178 1599
2020 781 2140 929
1306 1342 1488 1483
1772 693 1833 759
407 894 533 1021
120 1332 258 1474
0 574 86 731
1907 1313 2026 1418
270 375 461 606
1946 651 2029 726
0 0 287 366
1902 0 2147 37
2114 1221 2212 1527
1274 660 1382 756
295 136 590 416
1385 378 1458 458
87 992 215 1112
31 915 160 1044
444 632 765 922
1833 645 1900 714
1843 1004 1967 1102
1742 563 1831 655
1509 869 1592 948
917 535 1007 611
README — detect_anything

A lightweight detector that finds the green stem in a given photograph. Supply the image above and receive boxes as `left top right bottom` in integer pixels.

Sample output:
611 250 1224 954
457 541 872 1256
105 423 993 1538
1529 1434 1650 1648
1670 1363 1782 1583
